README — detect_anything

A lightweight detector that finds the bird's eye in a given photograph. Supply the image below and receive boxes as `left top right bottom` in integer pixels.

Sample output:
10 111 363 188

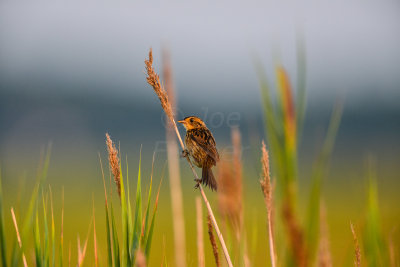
190 119 194 123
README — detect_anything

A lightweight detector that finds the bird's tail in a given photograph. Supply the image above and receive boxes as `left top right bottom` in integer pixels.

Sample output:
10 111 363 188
202 167 217 191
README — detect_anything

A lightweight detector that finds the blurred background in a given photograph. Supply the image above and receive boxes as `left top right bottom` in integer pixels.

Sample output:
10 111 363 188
0 1 399 266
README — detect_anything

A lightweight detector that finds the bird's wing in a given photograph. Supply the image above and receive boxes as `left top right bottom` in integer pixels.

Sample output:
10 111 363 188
190 128 220 164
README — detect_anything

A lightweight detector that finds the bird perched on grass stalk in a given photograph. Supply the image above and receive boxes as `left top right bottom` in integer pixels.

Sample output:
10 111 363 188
178 116 219 191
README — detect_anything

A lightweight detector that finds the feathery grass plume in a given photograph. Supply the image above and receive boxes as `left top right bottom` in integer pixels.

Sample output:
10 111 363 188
106 133 121 198
217 128 250 265
145 48 174 122
163 47 186 267
277 67 296 152
260 141 277 267
318 202 332 267
11 208 28 267
196 197 205 267
207 213 220 267
145 48 233 267
350 222 361 267
217 160 241 229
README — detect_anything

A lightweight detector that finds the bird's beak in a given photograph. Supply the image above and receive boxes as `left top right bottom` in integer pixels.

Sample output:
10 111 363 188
178 120 185 124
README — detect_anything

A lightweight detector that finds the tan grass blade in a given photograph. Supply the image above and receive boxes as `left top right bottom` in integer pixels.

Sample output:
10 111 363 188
93 197 98 267
207 213 220 267
350 222 361 267
260 142 277 267
196 197 205 267
163 48 186 267
11 208 28 267
77 216 93 267
60 187 64 265
388 229 397 267
318 202 332 267
145 48 233 267
282 200 307 267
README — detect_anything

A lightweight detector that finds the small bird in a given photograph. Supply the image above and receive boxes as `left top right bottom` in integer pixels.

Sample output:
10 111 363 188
178 116 219 191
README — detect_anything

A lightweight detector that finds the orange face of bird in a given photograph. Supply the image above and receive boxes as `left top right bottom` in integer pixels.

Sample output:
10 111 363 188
178 116 206 130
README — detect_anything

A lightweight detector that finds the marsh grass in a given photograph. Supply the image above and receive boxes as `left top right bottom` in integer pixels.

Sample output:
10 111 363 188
0 48 397 267
256 41 394 267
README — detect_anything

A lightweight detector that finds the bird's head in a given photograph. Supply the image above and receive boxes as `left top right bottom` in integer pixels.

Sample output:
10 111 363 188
178 116 206 130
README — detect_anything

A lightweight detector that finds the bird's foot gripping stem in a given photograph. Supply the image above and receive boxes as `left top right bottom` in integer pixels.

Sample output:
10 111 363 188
194 178 201 189
181 149 189 158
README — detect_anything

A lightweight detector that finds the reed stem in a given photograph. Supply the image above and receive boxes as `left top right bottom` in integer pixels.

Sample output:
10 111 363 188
145 49 233 267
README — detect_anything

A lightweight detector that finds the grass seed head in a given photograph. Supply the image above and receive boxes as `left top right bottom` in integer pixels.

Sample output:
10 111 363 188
145 48 174 123
217 127 243 230
350 222 361 267
207 213 220 267
105 133 121 198
260 141 272 213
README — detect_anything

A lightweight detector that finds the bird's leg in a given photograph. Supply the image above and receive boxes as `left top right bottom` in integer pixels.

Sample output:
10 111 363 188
181 149 189 158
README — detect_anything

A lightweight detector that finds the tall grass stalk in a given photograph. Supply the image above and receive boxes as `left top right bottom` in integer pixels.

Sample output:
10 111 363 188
217 127 251 266
363 157 388 266
350 222 361 267
60 187 64 267
163 48 187 267
10 208 28 267
317 202 332 267
305 100 343 261
260 141 277 267
144 48 233 267
196 197 205 267
93 197 98 267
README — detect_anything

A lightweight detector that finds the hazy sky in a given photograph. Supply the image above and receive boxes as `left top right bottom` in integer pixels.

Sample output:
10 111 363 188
0 0 399 108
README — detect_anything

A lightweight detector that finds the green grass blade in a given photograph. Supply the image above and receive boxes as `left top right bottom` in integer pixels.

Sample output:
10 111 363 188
49 187 55 267
145 176 163 260
99 153 113 267
119 164 132 266
141 153 155 247
59 187 64 267
42 191 50 266
105 203 113 267
296 33 307 140
0 170 7 267
110 203 120 267
34 202 42 267
126 156 133 245
131 150 143 256
21 145 51 250
255 61 285 190
363 157 388 266
305 100 343 259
